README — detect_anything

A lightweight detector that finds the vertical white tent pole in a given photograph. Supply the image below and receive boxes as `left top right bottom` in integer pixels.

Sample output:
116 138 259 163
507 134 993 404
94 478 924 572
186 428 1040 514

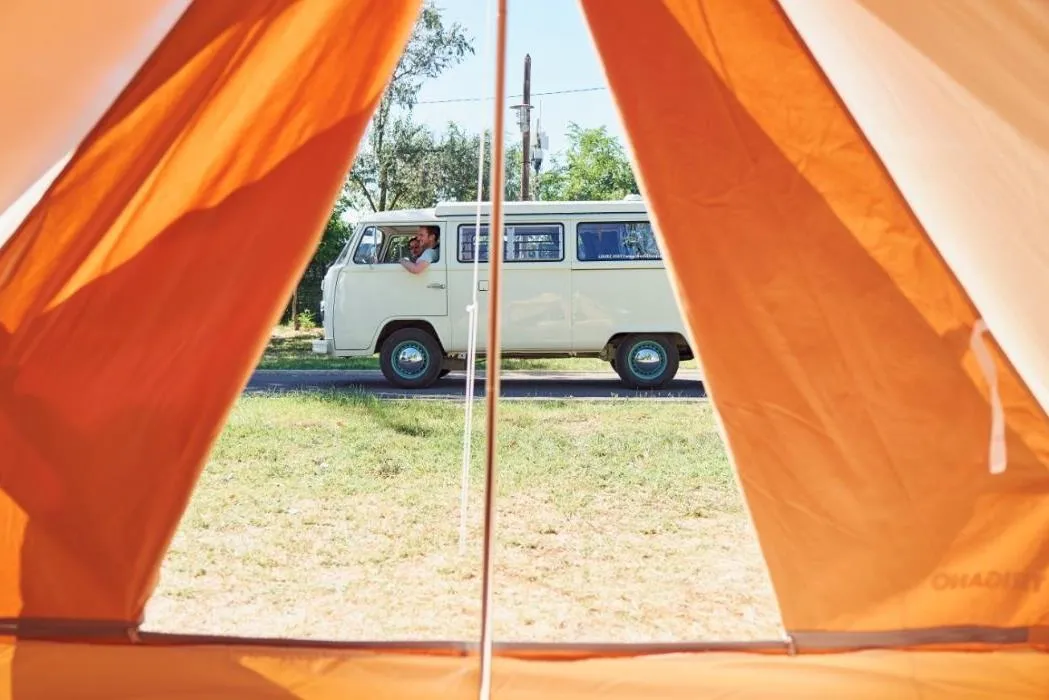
477 0 508 697
458 0 495 556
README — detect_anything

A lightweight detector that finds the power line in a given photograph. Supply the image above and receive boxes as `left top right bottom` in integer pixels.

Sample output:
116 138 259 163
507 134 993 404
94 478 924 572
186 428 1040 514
416 85 606 105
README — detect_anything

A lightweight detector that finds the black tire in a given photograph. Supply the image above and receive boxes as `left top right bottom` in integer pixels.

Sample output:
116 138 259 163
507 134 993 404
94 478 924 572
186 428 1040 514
439 369 451 378
379 328 444 389
613 334 679 389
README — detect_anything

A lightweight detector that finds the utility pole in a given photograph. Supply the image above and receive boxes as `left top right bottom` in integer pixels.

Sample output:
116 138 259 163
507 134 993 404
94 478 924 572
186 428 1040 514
521 54 531 201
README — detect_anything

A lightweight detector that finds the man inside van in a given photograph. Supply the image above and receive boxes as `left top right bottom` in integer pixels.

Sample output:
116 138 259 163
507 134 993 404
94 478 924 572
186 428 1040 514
399 225 439 274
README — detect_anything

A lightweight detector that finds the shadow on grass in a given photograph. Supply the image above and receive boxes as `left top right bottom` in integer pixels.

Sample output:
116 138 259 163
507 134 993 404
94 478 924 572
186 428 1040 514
286 389 442 439
259 336 379 370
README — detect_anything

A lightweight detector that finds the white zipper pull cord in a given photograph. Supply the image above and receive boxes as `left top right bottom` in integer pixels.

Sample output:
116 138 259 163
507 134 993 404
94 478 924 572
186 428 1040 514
970 318 1007 475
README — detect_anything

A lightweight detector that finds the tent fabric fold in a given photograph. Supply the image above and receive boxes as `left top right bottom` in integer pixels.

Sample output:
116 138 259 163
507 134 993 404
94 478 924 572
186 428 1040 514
0 0 421 622
579 0 1049 635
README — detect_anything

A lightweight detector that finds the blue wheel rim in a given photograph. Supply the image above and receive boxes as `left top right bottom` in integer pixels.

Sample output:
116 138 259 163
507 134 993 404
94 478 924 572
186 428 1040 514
627 340 667 380
392 340 430 379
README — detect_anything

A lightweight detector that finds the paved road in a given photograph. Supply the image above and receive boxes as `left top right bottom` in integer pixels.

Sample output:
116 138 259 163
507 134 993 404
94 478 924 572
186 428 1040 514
246 369 706 401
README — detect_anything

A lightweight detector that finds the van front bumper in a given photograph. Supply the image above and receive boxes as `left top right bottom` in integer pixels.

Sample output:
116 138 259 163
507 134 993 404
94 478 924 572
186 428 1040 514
312 338 334 355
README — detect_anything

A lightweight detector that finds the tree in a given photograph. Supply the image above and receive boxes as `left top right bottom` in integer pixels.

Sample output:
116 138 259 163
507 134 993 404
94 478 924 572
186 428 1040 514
536 123 639 201
352 114 438 211
312 192 354 277
433 123 522 203
432 122 477 202
285 2 473 324
491 137 524 202
282 189 353 326
349 2 474 212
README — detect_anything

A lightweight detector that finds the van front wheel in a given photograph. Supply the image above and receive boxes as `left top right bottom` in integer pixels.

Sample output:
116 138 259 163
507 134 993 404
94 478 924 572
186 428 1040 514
614 335 679 390
379 328 444 389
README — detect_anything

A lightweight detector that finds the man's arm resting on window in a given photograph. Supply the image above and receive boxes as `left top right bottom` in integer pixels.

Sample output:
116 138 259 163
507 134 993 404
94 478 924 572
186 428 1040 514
400 258 430 274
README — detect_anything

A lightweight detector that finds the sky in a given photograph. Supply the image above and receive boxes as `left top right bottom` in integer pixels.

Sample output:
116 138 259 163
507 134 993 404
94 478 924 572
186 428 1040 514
410 0 628 163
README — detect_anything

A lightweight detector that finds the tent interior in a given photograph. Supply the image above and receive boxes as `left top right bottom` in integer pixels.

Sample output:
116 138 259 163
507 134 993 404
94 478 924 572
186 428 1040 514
2 0 1049 697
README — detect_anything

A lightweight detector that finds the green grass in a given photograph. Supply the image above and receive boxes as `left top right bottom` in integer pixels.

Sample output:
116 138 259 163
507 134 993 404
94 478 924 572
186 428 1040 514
144 392 781 643
258 326 701 372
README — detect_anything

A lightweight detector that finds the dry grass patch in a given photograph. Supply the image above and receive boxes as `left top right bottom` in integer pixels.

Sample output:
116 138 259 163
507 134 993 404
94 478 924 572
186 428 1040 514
143 392 780 642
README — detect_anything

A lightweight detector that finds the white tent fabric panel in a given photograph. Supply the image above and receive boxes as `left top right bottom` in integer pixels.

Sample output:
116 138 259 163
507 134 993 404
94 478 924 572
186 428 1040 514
0 0 190 243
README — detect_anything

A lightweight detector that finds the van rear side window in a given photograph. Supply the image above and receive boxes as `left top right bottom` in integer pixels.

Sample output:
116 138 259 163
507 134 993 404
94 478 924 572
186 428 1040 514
458 223 564 263
577 221 661 261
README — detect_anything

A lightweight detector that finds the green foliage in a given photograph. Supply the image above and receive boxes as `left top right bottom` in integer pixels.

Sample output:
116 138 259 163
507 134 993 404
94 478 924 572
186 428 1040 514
281 192 352 323
295 309 316 331
352 112 439 211
316 192 353 264
349 1 474 212
536 123 639 201
433 123 522 202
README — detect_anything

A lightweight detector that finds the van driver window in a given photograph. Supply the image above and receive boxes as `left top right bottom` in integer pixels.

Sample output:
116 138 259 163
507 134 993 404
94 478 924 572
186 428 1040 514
352 225 441 267
400 225 441 275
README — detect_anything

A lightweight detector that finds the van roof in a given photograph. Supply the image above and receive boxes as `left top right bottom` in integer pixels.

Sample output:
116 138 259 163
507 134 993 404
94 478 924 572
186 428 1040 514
357 199 649 224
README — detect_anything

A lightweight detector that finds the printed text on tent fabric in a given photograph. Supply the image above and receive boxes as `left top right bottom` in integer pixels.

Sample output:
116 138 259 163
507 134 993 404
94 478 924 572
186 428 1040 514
931 571 1044 592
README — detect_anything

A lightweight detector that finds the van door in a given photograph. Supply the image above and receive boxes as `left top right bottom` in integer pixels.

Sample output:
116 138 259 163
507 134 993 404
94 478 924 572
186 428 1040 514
332 224 449 352
449 220 570 353
571 218 665 352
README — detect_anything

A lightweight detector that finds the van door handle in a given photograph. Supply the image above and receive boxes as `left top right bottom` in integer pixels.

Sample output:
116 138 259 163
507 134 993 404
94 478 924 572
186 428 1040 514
478 280 489 291
427 282 446 289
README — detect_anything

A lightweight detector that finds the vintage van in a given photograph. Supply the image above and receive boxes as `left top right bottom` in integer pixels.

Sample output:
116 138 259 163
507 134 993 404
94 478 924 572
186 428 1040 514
312 198 699 389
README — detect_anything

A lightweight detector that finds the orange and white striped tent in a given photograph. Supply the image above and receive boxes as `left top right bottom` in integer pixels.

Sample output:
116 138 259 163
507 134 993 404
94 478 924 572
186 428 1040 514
2 1 1049 697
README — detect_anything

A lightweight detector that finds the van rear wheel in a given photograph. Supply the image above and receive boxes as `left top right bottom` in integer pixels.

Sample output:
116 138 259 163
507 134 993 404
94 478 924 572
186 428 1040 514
614 335 679 389
379 328 444 389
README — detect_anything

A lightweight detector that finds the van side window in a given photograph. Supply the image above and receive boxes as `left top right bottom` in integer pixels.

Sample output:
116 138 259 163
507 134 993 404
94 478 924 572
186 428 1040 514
577 221 661 261
459 223 563 263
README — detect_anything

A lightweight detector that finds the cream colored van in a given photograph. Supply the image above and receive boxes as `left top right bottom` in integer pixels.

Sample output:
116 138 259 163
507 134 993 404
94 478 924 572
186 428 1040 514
312 199 699 389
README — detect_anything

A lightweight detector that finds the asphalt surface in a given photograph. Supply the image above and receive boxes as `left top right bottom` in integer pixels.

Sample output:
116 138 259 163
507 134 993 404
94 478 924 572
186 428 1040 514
246 369 706 401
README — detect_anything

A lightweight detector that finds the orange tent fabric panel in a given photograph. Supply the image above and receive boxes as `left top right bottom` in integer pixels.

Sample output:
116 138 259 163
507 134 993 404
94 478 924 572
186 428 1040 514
0 0 420 622
579 0 1049 633
3 640 1049 699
